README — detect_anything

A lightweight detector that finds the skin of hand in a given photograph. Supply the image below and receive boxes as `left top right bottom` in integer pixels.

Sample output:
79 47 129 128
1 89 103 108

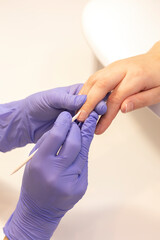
3 111 98 240
0 84 107 152
77 41 160 134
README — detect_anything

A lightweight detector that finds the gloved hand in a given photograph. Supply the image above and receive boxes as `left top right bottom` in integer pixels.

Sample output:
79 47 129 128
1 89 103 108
0 84 107 152
4 111 98 240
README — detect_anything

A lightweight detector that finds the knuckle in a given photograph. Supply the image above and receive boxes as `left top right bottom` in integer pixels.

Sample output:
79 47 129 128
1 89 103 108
28 160 44 179
67 139 81 153
49 130 63 142
130 65 148 81
48 175 59 190
107 92 122 105
134 67 145 78
77 184 88 197
95 79 107 89
45 172 61 191
62 184 74 199
87 75 97 85
128 67 149 90
46 177 56 189
29 160 41 175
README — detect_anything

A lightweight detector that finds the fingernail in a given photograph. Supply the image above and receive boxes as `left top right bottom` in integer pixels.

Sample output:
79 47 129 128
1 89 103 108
77 110 88 122
125 102 134 113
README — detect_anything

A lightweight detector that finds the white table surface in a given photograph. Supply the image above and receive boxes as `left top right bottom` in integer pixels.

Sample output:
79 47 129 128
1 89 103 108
82 0 160 117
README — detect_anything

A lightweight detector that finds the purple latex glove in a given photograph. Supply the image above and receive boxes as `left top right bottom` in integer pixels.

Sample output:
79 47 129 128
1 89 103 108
4 111 98 240
0 84 107 152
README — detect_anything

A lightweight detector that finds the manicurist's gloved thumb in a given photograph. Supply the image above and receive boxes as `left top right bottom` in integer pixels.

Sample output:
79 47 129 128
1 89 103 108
37 111 72 158
52 91 87 111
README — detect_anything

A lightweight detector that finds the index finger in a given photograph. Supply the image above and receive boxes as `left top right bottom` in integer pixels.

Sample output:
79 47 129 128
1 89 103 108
77 68 126 122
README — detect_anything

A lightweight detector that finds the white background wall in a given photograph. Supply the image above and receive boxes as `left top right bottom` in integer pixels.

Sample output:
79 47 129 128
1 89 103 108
0 1 160 239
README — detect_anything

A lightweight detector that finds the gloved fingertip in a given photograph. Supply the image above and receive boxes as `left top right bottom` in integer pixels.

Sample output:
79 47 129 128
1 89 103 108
54 111 72 127
89 111 99 121
83 111 98 127
95 101 107 115
64 94 87 111
70 83 83 94
74 95 87 108
100 104 107 115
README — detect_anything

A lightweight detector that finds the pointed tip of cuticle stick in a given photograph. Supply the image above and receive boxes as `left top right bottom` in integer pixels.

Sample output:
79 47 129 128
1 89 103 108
10 148 39 175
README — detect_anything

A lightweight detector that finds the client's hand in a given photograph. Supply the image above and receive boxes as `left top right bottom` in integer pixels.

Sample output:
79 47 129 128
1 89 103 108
78 41 160 134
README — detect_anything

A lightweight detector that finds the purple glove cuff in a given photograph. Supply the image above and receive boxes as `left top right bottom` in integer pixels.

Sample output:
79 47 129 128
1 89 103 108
4 188 64 240
0 101 31 152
